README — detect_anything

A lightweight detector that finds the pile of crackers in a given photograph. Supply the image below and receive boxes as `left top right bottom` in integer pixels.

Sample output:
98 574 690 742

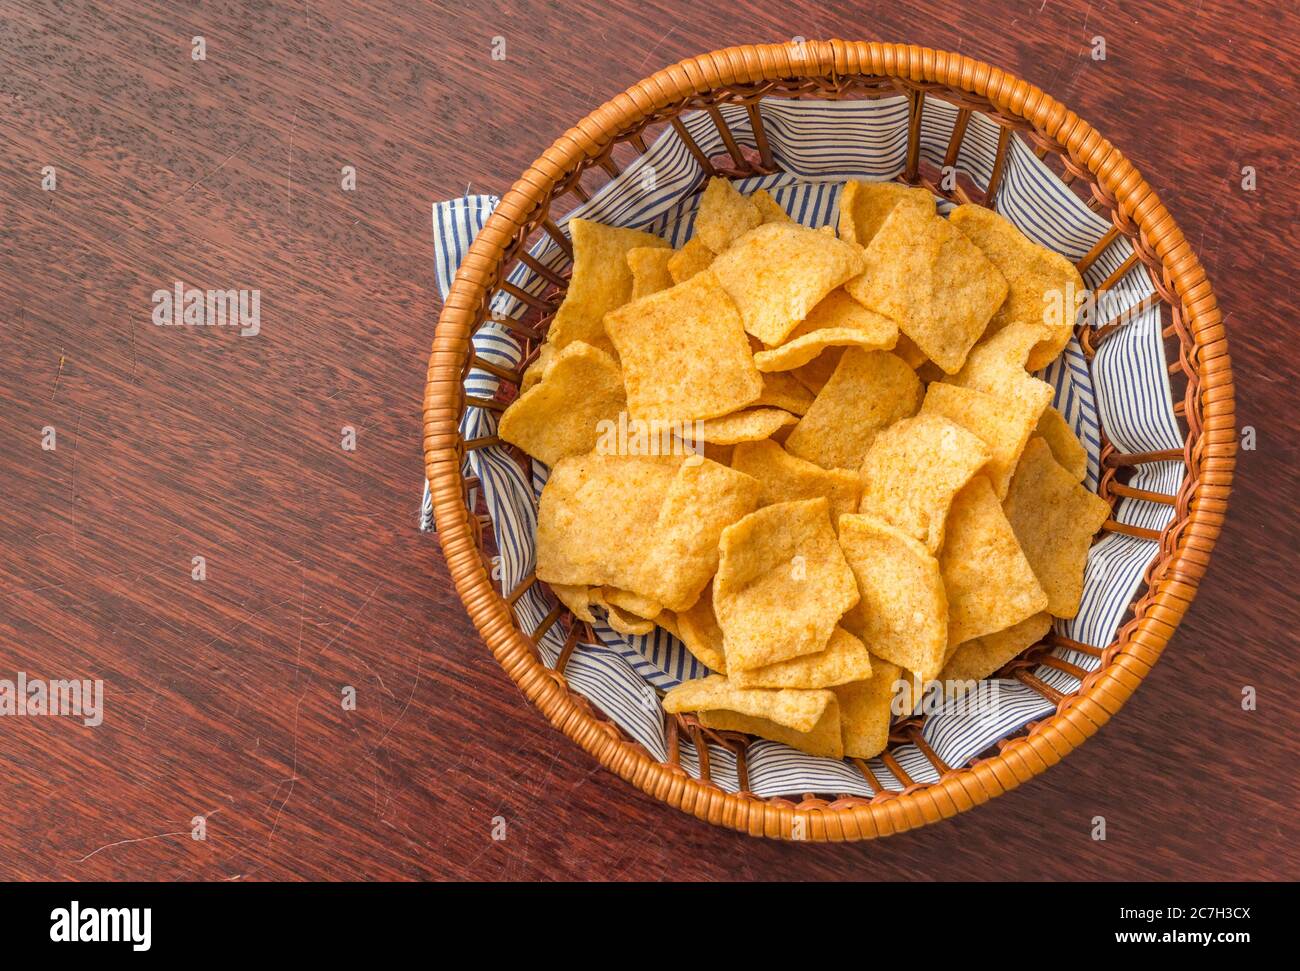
498 177 1110 761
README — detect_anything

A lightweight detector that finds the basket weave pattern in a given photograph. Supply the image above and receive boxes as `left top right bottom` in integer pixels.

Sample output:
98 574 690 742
422 42 1234 840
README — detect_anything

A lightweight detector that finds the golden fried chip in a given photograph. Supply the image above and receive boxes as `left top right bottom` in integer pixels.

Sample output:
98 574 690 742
834 657 902 759
1002 437 1110 618
710 223 866 345
626 246 676 300
599 600 656 635
666 236 714 284
731 440 861 524
837 180 935 246
599 587 662 620
752 289 899 372
752 371 815 415
845 200 1008 373
550 582 597 624
699 705 843 759
894 333 928 369
1035 406 1088 483
939 476 1048 645
694 176 762 253
643 457 761 611
946 320 1052 409
714 498 860 671
536 453 756 612
940 612 1052 684
838 513 949 681
604 270 762 422
920 380 1052 499
675 585 727 672
685 408 796 445
732 626 872 689
751 188 793 224
548 218 668 348
662 675 833 733
519 340 558 392
498 341 628 467
785 349 923 470
789 347 844 395
655 611 680 639
536 453 679 591
858 413 993 551
948 204 1084 370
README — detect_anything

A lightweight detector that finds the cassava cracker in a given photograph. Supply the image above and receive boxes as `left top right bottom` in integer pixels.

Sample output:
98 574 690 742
498 340 627 467
710 223 866 345
785 349 923 470
948 204 1084 370
604 270 762 422
858 413 992 551
1002 437 1110 618
845 200 1008 373
939 476 1048 645
752 289 899 372
548 218 668 348
731 440 861 524
838 513 949 681
714 498 859 671
920 380 1052 499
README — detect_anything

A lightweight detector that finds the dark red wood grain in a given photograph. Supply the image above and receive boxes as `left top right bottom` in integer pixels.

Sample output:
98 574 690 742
0 0 1296 881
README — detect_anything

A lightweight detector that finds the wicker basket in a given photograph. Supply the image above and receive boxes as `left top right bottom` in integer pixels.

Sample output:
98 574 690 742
422 41 1234 840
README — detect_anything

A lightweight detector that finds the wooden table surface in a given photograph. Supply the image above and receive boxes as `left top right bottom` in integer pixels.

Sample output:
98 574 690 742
1 0 1296 882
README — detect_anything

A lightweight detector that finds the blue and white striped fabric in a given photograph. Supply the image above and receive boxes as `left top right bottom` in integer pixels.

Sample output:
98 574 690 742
423 97 1183 797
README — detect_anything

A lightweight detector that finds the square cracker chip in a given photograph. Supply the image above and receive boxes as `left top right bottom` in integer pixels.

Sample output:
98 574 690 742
662 675 834 733
666 236 715 284
714 497 860 672
751 188 793 224
626 246 676 300
731 440 861 524
1002 437 1111 618
752 370 815 415
549 582 598 624
520 339 558 393
710 223 866 346
789 347 844 396
858 413 992 551
845 199 1008 374
939 476 1048 646
753 289 899 372
643 456 761 611
948 204 1084 371
785 349 923 470
1035 406 1088 483
940 612 1052 685
604 270 763 422
683 408 797 446
498 340 627 467
838 513 949 682
548 218 669 348
694 176 762 253
920 380 1052 499
674 584 727 673
833 656 902 759
947 320 1051 409
731 626 873 689
837 180 934 246
698 704 843 759
536 453 757 611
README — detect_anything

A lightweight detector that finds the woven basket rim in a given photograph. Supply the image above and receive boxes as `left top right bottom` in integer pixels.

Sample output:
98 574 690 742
422 40 1235 841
